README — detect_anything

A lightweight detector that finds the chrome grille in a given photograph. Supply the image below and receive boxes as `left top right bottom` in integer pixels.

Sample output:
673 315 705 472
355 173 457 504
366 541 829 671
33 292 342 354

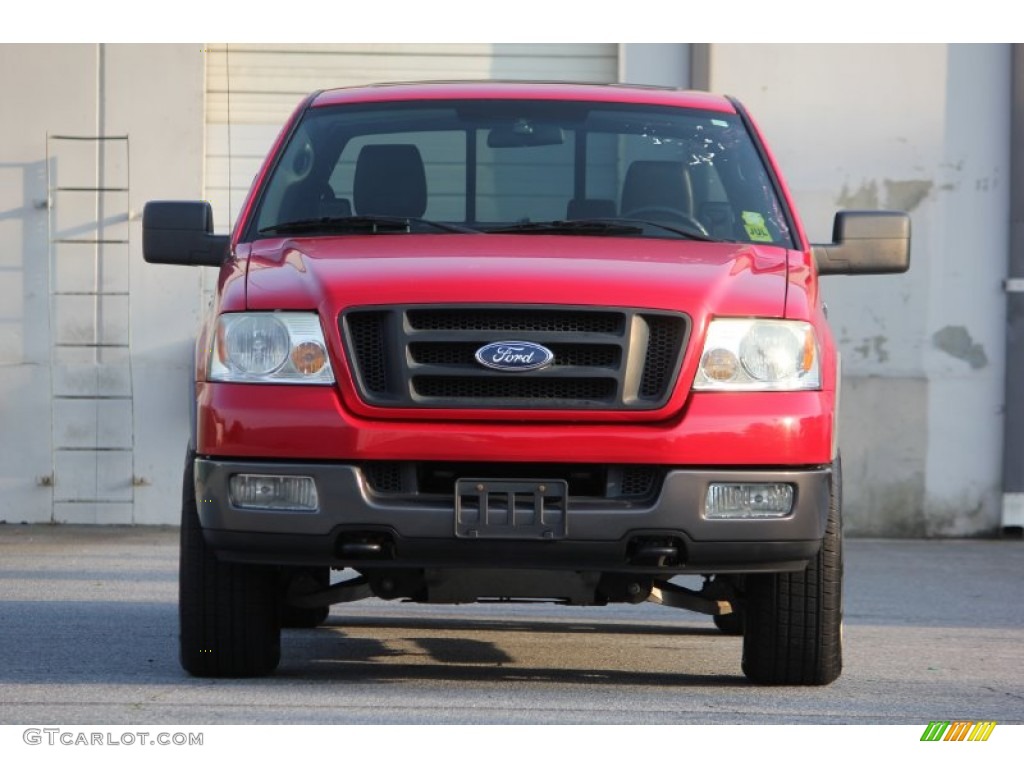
341 305 688 411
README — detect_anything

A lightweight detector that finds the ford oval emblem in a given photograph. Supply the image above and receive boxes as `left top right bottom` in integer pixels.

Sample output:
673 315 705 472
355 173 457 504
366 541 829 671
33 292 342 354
475 341 554 372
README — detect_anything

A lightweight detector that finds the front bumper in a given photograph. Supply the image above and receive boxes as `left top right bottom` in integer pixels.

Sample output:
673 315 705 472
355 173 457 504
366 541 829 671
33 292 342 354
195 459 833 575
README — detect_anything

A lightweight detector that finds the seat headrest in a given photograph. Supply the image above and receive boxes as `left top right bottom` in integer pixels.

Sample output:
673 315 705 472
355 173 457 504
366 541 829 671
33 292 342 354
354 144 427 218
620 161 694 217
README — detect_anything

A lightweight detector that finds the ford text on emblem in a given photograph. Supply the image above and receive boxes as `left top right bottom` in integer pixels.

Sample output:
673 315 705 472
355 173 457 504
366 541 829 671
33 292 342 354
475 341 555 372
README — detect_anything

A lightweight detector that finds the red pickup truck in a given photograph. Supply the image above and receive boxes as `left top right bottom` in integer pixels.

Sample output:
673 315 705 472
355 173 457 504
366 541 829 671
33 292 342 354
144 82 909 685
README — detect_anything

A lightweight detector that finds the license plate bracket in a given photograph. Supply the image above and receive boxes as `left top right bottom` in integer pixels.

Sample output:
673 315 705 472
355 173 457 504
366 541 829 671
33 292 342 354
455 479 568 540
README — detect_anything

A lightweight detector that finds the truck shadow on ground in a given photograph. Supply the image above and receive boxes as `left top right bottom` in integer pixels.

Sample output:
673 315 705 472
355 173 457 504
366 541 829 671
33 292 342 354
0 601 746 689
274 614 745 688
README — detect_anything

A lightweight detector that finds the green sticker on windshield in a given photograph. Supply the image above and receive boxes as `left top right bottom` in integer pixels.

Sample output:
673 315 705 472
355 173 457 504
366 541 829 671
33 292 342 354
741 211 773 243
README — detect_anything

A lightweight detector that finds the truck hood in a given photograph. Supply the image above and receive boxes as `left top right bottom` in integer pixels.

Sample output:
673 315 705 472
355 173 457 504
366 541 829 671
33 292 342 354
244 234 791 318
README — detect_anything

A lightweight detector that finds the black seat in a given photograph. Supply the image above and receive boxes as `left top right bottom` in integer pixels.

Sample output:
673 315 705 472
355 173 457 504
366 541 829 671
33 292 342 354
620 161 695 220
353 144 427 218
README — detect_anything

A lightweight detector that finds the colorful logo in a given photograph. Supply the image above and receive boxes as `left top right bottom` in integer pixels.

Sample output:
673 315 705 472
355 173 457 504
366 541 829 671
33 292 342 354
920 721 997 742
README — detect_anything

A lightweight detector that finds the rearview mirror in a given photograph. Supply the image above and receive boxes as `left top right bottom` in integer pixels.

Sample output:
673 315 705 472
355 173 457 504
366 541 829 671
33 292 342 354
487 119 565 148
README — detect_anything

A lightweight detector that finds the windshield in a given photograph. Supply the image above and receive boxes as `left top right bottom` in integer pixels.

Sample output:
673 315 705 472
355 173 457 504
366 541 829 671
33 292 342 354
247 99 794 247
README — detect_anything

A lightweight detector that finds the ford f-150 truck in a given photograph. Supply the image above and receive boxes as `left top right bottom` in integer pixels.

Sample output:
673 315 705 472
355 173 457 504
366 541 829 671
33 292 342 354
143 82 910 685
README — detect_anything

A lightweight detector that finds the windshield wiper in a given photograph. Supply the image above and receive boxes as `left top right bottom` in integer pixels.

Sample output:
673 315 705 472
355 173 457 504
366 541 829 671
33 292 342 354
485 219 644 236
259 215 478 236
616 218 719 242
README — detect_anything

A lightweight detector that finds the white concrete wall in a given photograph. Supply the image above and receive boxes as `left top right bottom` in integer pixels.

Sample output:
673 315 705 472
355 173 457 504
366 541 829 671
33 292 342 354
111 44 207 525
0 44 205 525
708 44 1010 535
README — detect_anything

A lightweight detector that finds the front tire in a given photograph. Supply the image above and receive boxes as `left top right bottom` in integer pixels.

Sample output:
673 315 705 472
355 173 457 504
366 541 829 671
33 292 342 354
179 450 282 677
740 460 843 685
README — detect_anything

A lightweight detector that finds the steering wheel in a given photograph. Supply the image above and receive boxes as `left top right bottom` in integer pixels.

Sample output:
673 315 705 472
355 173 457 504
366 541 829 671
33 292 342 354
622 206 710 237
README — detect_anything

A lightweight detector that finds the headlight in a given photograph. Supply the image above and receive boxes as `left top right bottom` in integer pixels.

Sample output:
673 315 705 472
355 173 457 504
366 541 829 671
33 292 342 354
210 312 335 384
693 319 820 391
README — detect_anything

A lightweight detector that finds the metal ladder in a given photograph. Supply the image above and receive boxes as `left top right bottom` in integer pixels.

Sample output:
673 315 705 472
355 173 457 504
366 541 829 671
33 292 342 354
46 134 135 523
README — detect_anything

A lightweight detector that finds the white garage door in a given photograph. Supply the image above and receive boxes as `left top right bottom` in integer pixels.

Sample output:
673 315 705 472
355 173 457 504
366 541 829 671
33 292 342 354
204 43 619 235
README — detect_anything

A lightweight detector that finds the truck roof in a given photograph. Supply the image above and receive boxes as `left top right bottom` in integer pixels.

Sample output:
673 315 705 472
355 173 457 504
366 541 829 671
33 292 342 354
310 81 738 113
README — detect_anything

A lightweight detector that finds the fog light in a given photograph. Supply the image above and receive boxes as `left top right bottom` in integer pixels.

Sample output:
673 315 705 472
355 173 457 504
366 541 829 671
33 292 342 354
704 483 794 519
229 474 319 512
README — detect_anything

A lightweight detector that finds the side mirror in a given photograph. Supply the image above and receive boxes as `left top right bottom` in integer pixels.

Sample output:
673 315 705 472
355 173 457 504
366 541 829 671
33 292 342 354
812 211 910 275
142 201 229 267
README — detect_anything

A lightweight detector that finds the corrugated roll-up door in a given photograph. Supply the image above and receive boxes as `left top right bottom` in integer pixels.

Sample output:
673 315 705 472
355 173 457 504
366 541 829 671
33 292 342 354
203 43 619 234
